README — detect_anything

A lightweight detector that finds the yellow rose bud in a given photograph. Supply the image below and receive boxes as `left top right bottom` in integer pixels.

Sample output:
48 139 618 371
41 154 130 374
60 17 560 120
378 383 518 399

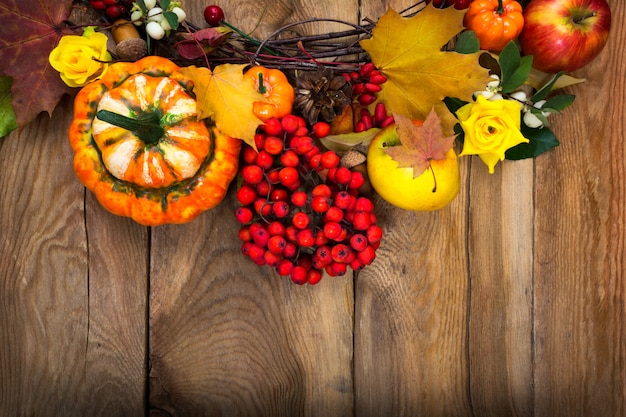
456 95 529 174
48 27 111 88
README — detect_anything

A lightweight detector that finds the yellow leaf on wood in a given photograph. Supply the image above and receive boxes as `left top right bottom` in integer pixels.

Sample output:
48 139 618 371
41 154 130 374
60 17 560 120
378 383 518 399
177 64 265 147
360 4 493 134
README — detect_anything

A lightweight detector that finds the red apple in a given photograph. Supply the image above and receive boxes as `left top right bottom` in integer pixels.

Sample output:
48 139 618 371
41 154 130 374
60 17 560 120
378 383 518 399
519 0 611 73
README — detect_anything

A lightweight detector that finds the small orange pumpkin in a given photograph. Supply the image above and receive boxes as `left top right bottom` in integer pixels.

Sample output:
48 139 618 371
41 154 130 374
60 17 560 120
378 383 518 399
68 56 242 226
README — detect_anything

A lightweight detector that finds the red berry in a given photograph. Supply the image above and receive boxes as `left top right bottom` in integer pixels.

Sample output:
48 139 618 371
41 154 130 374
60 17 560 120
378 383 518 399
204 5 225 26
290 266 308 285
358 93 377 106
276 259 294 276
254 133 265 150
267 221 286 236
278 166 299 186
314 230 329 246
350 233 368 252
357 245 377 265
263 118 283 136
280 150 300 167
348 171 366 190
333 191 353 210
264 250 282 267
236 185 257 206
263 136 284 155
106 4 124 19
255 150 274 170
312 184 332 198
334 166 353 185
312 122 331 138
283 242 297 258
238 226 252 242
242 165 263 184
359 62 376 77
251 226 270 247
290 191 308 207
270 188 288 202
104 0 118 6
281 114 300 134
255 180 270 197
325 261 347 277
242 146 258 164
267 235 287 254
368 73 388 85
272 200 290 218
311 195 329 213
296 229 315 247
324 206 344 223
235 207 253 224
355 197 374 212
320 151 340 169
323 221 343 240
253 198 272 217
290 136 315 155
90 0 107 10
352 211 371 230
292 211 310 229
307 268 323 285
367 225 383 243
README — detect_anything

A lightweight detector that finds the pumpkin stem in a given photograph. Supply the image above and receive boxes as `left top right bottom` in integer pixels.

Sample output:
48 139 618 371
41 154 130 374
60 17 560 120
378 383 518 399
257 72 267 95
496 0 505 14
96 110 164 145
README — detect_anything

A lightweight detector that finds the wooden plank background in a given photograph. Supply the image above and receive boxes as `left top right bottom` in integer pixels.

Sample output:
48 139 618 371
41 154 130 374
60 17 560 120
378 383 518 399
1 1 624 416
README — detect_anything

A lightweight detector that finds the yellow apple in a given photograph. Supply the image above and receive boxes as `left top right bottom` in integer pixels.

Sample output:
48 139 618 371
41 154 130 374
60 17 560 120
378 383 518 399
367 124 460 211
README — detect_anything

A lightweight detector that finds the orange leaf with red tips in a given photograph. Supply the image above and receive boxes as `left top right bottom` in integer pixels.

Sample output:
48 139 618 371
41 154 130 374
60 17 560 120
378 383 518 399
385 108 456 179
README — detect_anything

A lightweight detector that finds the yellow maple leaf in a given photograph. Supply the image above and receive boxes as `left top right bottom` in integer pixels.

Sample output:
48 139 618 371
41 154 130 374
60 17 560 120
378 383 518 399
360 4 492 134
177 64 265 147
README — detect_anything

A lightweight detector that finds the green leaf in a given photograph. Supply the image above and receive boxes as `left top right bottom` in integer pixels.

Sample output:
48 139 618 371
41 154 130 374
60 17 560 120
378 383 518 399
505 124 559 160
163 11 179 30
160 0 171 10
498 41 532 94
0 77 18 138
531 71 566 102
319 129 381 153
542 94 575 112
135 0 147 13
455 31 480 54
443 96 468 116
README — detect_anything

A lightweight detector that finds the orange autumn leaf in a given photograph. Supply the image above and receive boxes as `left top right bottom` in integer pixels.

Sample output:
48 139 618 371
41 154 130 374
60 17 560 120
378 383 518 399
386 109 456 178
178 64 265 147
360 4 492 134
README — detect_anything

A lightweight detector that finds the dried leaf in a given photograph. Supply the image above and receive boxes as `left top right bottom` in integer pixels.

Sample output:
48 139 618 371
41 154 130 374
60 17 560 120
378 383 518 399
177 64 266 147
319 129 380 153
175 27 231 60
385 108 455 178
0 0 75 130
360 4 492 135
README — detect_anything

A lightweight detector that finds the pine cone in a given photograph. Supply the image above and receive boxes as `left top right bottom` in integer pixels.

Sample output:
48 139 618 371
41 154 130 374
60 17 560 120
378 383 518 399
294 68 352 125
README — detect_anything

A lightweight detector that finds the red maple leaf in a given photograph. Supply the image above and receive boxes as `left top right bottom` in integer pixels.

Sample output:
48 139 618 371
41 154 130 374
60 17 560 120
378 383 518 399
386 108 456 179
0 0 75 130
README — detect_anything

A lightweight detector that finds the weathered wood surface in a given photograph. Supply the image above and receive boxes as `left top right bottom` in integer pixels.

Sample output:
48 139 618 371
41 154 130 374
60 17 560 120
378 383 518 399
1 1 624 416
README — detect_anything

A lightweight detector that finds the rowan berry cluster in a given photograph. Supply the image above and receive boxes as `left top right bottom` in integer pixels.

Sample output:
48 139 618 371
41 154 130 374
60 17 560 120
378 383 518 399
235 114 383 285
89 0 132 19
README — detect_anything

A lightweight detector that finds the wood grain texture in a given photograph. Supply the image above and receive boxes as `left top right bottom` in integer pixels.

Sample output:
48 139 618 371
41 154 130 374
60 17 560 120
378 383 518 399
533 1 625 415
148 193 354 417
0 98 89 416
467 158 534 417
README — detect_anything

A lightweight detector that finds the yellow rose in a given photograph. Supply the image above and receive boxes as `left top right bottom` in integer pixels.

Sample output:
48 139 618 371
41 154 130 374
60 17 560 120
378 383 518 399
456 95 529 174
49 27 111 88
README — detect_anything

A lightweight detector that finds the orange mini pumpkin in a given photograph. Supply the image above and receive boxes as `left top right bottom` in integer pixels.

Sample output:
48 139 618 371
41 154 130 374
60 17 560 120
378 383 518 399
68 56 242 226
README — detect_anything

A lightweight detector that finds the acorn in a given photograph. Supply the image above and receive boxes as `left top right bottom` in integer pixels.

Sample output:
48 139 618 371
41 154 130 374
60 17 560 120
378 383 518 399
111 19 148 61
340 149 373 196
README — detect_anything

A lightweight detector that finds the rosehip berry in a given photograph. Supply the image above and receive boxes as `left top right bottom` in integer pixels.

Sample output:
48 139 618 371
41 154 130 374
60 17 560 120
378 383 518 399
359 62 376 77
242 165 263 184
204 5 225 26
358 93 377 106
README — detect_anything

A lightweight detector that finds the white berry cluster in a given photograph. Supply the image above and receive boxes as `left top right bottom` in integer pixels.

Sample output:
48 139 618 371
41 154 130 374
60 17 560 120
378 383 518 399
130 0 187 40
475 74 550 129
